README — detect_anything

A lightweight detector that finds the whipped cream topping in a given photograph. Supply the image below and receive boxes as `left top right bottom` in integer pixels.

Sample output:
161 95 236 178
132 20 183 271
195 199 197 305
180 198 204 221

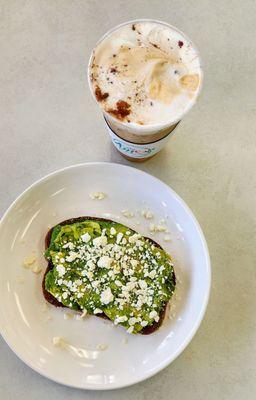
89 21 202 126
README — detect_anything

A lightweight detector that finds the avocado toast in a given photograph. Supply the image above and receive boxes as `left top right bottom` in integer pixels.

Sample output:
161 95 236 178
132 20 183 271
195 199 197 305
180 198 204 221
43 217 176 334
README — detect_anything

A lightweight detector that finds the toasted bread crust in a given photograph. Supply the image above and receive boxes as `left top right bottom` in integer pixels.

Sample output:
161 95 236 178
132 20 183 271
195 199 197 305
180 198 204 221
42 216 174 334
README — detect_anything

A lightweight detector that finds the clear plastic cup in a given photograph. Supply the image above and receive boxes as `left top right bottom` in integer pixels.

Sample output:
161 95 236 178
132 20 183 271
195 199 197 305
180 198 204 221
88 19 203 161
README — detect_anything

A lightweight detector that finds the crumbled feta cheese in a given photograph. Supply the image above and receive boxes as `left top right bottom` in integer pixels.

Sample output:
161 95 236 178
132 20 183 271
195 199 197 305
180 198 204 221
121 210 134 218
128 234 140 244
63 312 73 320
108 270 115 278
97 255 112 269
63 242 74 249
128 317 138 326
23 253 36 268
110 227 116 235
127 326 134 334
149 223 168 233
93 236 108 247
113 264 121 273
126 281 136 291
116 232 123 244
81 232 91 243
116 298 126 305
149 310 158 319
93 308 103 314
148 270 157 279
96 343 108 351
66 251 78 262
48 212 175 334
87 271 94 279
100 288 114 304
31 264 42 274
130 259 138 267
138 280 147 289
114 315 128 324
149 310 159 322
141 210 154 219
87 260 95 270
52 336 63 346
164 235 171 242
89 192 107 200
56 265 66 276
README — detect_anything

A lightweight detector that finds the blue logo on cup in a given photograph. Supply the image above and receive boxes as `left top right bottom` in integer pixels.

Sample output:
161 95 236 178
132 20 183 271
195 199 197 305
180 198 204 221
112 139 156 156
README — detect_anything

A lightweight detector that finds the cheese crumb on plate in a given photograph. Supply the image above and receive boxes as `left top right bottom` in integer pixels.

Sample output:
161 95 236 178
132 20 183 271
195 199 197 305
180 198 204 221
121 210 134 218
23 254 36 268
89 192 107 200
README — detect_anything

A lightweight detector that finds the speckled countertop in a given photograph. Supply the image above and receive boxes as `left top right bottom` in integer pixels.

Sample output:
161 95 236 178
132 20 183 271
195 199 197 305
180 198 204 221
0 1 256 399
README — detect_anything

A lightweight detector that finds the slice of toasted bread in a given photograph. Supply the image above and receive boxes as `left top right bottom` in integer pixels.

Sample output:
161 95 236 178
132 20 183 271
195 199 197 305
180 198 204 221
42 216 175 334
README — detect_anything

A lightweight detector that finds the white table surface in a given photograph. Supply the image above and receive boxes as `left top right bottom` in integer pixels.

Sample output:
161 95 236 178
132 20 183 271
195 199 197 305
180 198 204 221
1 1 255 399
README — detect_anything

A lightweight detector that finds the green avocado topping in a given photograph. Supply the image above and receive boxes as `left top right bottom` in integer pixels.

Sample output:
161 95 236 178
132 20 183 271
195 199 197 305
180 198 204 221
44 219 175 333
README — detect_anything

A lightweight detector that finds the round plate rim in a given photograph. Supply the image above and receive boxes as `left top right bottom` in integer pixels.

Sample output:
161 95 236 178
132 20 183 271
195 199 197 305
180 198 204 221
0 162 211 390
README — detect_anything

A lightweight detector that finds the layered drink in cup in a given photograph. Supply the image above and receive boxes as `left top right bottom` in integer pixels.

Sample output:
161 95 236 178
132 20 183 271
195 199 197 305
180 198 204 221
88 20 203 160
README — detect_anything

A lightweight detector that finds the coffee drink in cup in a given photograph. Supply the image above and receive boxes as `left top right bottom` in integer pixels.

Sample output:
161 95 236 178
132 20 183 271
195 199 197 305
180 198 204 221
88 19 202 161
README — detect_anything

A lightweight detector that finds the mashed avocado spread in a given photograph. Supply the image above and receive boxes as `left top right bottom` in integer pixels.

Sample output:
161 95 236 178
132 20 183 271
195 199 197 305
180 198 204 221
45 219 175 333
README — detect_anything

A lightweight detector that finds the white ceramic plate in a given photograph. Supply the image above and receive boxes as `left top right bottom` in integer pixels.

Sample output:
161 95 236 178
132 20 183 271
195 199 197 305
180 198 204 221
0 163 210 390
